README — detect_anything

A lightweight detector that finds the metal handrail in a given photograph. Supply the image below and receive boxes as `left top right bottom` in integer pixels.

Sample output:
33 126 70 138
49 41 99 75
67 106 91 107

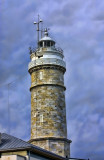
29 46 63 55
54 46 63 54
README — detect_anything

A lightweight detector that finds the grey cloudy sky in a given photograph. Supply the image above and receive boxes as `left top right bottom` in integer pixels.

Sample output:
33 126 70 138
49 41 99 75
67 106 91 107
0 0 104 160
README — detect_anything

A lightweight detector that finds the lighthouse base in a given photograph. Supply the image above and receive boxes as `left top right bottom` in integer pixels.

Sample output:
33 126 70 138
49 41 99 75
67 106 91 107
29 137 72 158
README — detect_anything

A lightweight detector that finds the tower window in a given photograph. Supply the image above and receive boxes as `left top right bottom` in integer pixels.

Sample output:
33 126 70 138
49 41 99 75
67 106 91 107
40 114 43 123
40 72 43 80
34 113 37 117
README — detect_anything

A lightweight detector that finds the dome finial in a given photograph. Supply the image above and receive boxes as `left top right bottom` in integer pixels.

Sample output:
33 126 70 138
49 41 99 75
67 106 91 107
44 28 50 37
44 28 48 37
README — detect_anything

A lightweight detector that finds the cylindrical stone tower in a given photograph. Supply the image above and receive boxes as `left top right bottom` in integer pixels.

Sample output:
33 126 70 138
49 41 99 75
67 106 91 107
28 29 71 158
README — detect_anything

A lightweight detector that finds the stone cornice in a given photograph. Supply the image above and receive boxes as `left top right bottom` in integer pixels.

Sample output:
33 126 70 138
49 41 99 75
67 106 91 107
28 64 66 74
30 83 66 91
28 137 72 144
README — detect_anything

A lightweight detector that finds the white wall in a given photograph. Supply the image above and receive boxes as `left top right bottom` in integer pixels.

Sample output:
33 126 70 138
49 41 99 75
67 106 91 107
0 155 26 160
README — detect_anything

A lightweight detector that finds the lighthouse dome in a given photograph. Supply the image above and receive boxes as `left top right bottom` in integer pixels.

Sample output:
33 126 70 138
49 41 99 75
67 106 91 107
38 28 55 48
39 36 53 41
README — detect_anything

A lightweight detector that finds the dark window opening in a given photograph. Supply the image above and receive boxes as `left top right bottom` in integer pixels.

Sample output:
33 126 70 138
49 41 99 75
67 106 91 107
47 41 50 47
44 41 47 47
51 42 55 46
39 42 42 47
51 42 53 46
39 40 55 48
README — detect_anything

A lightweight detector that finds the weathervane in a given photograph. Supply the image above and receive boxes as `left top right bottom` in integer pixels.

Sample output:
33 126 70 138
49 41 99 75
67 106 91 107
34 15 43 47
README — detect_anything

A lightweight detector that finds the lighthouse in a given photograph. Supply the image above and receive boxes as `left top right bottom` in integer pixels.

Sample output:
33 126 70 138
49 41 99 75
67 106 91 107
28 23 71 158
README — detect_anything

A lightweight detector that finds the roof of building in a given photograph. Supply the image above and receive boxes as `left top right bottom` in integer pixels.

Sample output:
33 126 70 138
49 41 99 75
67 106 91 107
0 133 65 160
0 133 32 150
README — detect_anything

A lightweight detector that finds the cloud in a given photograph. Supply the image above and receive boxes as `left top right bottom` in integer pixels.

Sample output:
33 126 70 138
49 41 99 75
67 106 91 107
0 0 104 160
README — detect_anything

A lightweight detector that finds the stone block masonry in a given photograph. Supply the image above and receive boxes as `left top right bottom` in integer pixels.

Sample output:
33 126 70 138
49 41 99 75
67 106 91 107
28 64 71 158
30 138 71 157
30 67 67 138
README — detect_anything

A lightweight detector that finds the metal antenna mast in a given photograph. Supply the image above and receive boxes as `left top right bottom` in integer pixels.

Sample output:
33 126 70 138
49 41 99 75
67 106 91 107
8 83 10 134
34 15 43 47
41 21 43 38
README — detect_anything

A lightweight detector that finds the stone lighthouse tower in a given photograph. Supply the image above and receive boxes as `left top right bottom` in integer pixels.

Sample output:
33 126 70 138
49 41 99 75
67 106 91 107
28 27 71 158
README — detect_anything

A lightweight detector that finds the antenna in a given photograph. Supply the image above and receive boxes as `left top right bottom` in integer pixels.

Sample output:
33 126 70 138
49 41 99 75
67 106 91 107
34 15 43 47
8 83 10 134
41 21 43 38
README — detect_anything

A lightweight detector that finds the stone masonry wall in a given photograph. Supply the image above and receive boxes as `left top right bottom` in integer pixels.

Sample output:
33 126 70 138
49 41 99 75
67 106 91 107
31 85 67 139
30 68 65 89
29 65 71 157
31 139 70 158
